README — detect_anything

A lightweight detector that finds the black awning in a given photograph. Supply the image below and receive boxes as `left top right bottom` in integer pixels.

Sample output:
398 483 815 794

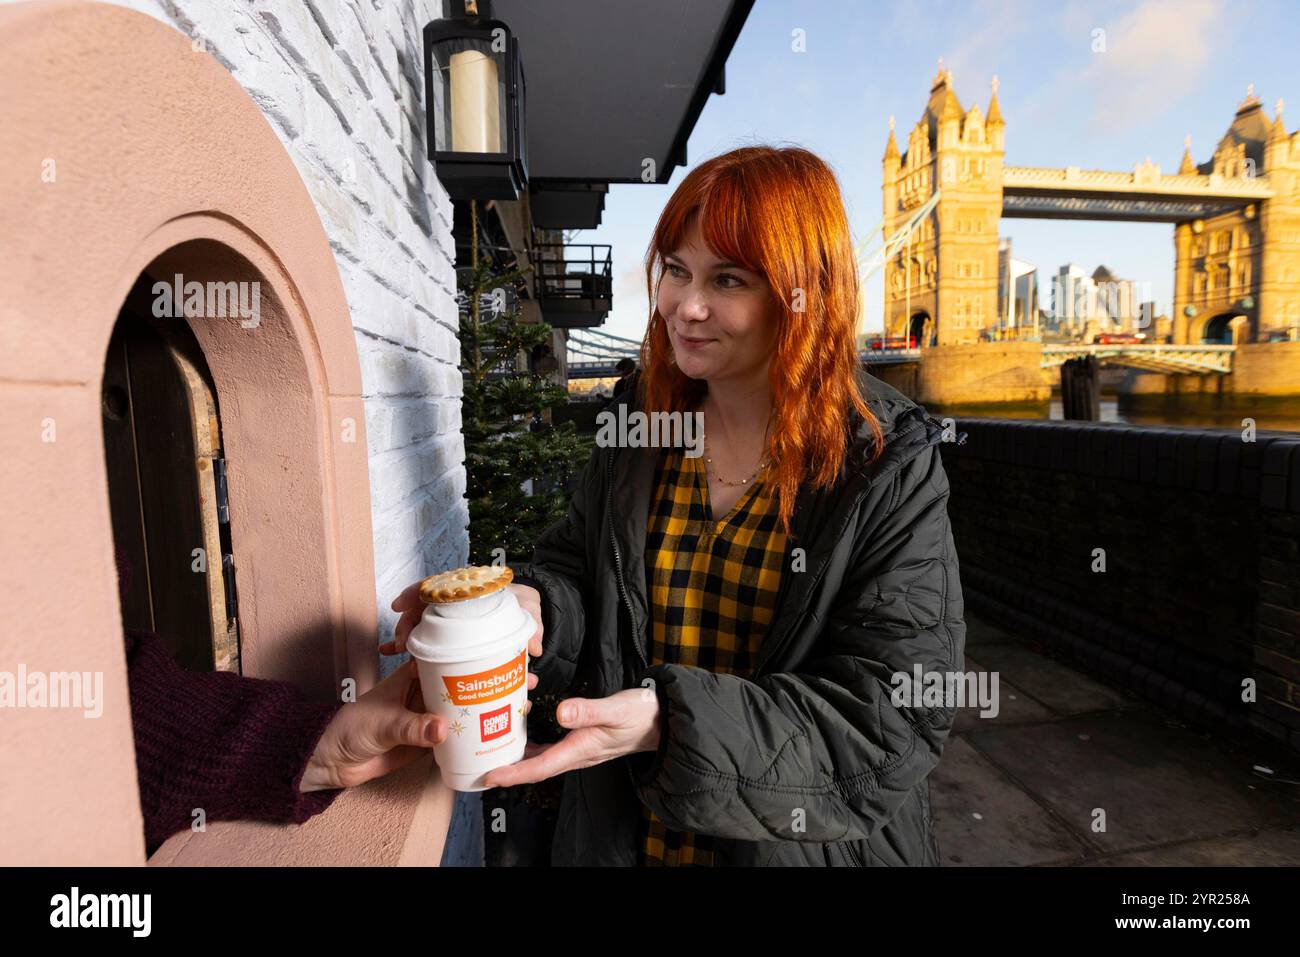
492 0 752 184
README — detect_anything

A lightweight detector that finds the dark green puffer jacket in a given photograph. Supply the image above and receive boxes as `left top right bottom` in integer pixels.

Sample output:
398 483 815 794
509 370 966 866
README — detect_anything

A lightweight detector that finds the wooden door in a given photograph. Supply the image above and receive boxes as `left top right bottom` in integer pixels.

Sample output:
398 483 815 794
102 276 240 672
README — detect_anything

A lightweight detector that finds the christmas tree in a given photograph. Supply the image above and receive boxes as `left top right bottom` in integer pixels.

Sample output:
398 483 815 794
457 202 593 863
458 203 591 566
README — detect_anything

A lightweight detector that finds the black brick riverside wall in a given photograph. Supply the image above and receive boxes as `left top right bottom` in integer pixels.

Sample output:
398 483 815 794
936 418 1300 755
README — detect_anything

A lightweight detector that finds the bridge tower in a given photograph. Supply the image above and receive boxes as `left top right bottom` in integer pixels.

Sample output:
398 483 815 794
1172 89 1300 343
883 64 1004 346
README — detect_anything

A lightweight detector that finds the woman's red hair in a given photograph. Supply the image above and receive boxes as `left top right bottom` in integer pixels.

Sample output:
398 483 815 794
638 145 884 536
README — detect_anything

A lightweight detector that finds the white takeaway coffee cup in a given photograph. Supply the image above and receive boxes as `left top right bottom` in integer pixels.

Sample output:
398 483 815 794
406 573 534 792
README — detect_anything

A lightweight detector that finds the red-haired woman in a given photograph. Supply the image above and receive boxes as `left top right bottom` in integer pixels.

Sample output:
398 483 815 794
390 146 966 866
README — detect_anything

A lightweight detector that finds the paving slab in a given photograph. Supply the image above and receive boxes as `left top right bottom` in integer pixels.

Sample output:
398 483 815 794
1081 825 1300 866
931 737 1087 866
964 708 1300 855
965 642 1139 716
952 655 1055 735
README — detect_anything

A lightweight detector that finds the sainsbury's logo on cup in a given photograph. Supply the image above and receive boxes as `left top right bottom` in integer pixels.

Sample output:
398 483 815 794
444 652 526 706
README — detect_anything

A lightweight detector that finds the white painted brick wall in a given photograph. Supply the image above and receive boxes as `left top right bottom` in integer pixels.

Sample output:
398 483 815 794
98 0 483 866
106 0 469 658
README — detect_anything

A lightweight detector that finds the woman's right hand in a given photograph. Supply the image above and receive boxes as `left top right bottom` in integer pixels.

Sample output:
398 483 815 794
507 584 545 659
381 580 544 691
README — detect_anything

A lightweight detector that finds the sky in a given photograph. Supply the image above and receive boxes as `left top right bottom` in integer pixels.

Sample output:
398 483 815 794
570 0 1300 345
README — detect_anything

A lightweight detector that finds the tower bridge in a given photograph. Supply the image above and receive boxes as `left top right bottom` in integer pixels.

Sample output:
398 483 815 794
571 74 1298 403
882 66 1300 348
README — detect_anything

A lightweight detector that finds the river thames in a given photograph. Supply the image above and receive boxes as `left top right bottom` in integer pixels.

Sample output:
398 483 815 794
932 394 1300 432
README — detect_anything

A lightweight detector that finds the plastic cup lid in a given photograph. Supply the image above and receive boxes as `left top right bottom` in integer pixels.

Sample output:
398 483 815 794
405 588 534 664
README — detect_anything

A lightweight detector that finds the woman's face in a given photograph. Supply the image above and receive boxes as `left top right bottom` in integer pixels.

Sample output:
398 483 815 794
657 220 780 385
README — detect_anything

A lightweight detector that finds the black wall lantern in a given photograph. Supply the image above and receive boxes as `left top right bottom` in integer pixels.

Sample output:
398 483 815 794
423 3 527 200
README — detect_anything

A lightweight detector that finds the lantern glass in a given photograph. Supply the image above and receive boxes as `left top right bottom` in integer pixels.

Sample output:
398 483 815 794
430 35 508 156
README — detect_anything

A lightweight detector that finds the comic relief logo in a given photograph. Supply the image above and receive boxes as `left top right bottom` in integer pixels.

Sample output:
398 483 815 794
480 703 511 742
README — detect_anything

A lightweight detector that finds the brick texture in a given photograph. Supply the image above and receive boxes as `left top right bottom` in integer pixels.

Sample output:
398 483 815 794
112 0 477 859
113 0 468 646
939 418 1300 754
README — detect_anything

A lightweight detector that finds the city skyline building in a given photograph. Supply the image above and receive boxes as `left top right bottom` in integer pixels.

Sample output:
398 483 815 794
997 237 1038 337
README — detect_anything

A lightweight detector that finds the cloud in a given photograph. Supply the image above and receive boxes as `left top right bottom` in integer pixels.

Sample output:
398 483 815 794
883 0 1033 96
1068 0 1227 135
938 0 1035 89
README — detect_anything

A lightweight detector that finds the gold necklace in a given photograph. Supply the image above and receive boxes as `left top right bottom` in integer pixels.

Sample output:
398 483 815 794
702 434 772 486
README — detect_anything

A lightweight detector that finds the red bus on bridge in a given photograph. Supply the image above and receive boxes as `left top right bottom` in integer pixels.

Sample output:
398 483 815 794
1093 332 1148 344
866 335 919 349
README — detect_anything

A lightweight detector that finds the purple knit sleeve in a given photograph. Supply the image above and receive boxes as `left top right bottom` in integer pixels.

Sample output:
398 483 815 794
125 628 345 855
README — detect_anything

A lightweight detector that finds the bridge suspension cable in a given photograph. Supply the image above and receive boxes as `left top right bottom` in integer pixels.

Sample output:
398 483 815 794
575 327 643 347
857 188 941 283
855 188 942 341
566 328 640 366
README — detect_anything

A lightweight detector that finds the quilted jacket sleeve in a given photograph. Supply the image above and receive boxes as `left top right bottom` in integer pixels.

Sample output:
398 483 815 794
626 443 965 843
507 444 605 698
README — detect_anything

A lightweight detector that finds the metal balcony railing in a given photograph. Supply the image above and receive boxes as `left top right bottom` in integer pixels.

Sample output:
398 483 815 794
532 243 613 327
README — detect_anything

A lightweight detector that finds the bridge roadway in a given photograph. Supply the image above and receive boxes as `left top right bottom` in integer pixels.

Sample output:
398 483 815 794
569 344 1237 379
1000 164 1272 223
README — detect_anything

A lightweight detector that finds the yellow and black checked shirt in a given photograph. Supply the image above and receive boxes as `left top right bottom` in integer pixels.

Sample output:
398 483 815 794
638 448 788 866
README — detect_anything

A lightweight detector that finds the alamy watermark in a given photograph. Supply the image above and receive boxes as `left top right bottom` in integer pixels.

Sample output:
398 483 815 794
49 887 150 937
152 273 261 328
0 665 103 718
890 664 1000 718
595 405 704 457
1047 274 1157 331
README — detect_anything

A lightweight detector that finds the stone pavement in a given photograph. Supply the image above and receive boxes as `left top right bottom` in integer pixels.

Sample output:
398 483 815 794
932 611 1300 865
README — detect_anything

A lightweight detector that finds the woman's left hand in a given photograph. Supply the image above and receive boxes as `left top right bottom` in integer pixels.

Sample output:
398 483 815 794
482 688 662 788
